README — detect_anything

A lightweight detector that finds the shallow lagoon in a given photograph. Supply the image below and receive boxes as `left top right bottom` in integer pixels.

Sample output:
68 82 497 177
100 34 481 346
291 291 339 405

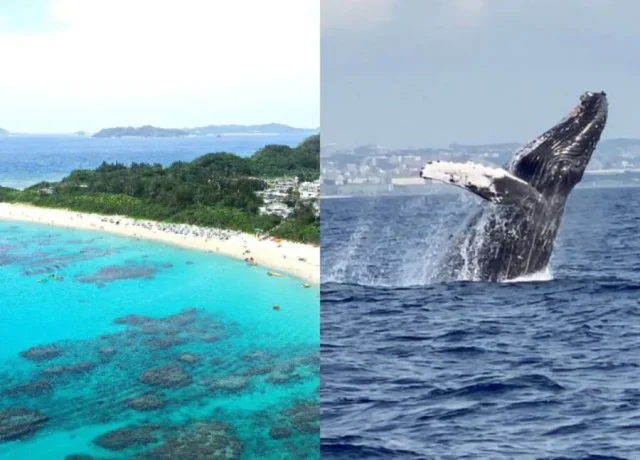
0 221 319 459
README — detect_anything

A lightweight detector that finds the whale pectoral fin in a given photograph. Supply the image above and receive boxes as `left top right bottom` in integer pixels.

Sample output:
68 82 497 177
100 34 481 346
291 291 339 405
419 161 542 205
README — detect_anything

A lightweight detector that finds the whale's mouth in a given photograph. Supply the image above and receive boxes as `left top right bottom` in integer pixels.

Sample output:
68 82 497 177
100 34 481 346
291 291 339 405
568 91 607 130
552 90 608 158
508 91 608 191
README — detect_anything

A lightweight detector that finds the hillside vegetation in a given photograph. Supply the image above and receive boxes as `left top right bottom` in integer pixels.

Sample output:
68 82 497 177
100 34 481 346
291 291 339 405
0 135 320 244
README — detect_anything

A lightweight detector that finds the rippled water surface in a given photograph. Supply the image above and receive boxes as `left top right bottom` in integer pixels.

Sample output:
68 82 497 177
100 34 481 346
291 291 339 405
321 187 640 459
0 222 319 459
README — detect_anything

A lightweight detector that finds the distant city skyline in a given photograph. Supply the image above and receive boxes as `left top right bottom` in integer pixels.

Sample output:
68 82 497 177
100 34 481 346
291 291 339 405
323 134 640 152
0 0 319 133
322 0 640 149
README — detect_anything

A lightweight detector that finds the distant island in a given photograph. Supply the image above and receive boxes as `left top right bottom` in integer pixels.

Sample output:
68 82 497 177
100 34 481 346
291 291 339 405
74 131 90 136
93 125 189 138
92 123 317 138
0 128 8 136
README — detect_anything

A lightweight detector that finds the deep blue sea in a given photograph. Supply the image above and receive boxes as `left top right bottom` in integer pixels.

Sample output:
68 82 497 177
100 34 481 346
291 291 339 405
321 187 640 459
0 133 319 459
0 133 311 189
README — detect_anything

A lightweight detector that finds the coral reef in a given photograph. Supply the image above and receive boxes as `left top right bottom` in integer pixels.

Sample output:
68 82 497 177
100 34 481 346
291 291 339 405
140 363 192 389
20 345 64 362
0 408 49 441
93 425 160 451
0 305 319 458
142 422 242 459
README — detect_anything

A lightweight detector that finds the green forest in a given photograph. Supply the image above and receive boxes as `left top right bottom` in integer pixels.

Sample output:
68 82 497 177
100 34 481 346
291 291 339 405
0 135 320 244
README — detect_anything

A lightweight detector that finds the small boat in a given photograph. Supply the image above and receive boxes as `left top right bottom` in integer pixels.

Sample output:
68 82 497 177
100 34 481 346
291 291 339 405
273 305 281 311
267 271 283 277
301 283 311 288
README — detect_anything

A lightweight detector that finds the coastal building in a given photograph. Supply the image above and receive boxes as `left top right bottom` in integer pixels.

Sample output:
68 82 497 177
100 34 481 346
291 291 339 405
321 138 640 197
299 180 320 200
258 202 291 218
256 176 319 217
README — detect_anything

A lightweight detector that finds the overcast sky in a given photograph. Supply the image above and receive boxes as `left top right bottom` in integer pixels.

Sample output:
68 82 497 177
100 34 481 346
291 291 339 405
322 0 640 149
0 0 319 133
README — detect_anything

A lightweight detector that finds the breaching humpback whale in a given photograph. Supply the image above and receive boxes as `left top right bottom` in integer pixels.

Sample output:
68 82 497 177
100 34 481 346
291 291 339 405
420 91 608 282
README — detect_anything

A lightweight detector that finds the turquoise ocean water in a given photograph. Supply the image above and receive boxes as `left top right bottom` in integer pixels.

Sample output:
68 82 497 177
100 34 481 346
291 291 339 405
0 220 319 459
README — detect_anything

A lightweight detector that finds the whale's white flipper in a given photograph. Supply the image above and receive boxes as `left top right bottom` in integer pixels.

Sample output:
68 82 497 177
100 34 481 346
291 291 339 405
419 161 542 205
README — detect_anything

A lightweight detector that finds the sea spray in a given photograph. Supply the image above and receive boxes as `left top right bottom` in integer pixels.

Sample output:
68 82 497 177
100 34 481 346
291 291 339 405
322 191 557 287
322 191 494 287
321 197 380 284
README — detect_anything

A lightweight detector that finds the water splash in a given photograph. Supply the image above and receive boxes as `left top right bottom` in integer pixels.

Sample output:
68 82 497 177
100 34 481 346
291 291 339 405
321 198 379 284
503 267 553 283
323 192 482 287
322 192 555 287
445 204 520 282
397 194 476 286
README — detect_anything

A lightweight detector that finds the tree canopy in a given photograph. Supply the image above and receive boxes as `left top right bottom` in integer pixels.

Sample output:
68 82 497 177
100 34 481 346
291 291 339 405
0 135 320 244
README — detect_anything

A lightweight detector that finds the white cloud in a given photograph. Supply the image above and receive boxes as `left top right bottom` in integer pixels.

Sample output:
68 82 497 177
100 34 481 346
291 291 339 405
0 0 319 131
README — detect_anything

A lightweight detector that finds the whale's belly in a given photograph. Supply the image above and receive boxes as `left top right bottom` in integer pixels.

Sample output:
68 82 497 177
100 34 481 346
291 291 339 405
441 204 561 282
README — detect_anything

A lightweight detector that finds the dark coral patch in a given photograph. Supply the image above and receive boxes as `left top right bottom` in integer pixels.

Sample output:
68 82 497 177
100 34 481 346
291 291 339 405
125 393 166 412
141 422 242 459
144 336 188 350
269 426 293 440
114 315 156 326
4 380 54 398
0 408 49 442
76 263 164 285
93 425 160 451
204 375 250 393
20 344 64 362
40 361 99 378
140 363 192 388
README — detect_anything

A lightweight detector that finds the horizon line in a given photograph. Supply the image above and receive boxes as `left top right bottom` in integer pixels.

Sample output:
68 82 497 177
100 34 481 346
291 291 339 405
0 124 321 136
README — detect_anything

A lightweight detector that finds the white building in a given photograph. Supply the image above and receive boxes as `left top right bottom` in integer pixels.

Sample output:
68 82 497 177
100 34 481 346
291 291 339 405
299 180 320 200
259 202 291 219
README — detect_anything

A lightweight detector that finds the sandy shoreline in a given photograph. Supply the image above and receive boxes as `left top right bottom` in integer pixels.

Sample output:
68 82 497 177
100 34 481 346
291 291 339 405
0 203 320 284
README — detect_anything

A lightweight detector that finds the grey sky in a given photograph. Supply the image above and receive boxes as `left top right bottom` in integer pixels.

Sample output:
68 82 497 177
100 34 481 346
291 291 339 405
322 0 640 149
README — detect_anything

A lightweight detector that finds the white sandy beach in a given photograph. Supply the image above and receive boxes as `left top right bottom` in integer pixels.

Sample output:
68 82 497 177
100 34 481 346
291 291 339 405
0 203 319 283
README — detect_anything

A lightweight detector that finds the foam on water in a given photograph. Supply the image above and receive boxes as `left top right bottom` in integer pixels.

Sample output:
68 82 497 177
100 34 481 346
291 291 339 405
503 267 554 283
